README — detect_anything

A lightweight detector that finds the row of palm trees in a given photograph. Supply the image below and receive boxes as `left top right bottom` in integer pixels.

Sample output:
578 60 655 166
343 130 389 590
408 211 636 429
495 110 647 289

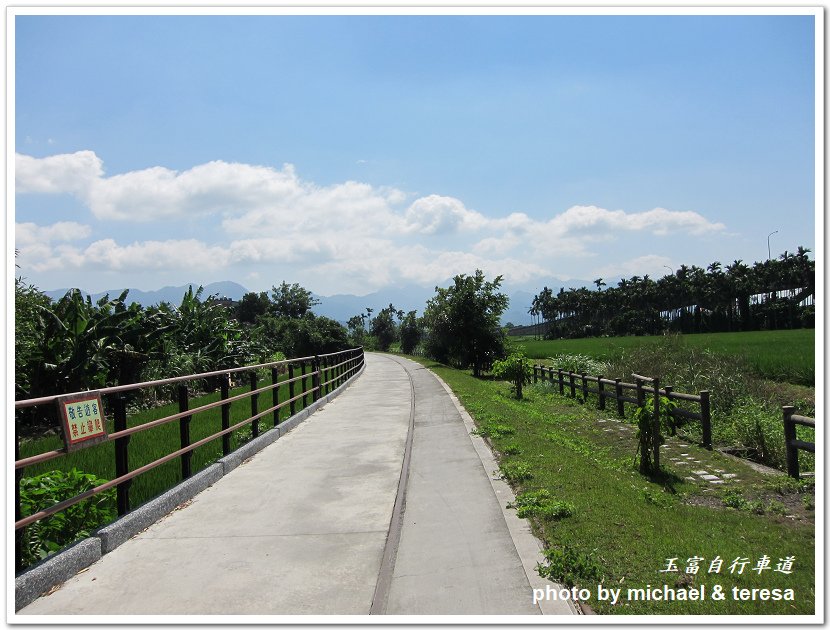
530 247 814 338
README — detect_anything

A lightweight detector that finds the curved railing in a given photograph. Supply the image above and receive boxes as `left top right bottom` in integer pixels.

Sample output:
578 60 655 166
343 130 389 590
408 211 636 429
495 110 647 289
15 347 365 570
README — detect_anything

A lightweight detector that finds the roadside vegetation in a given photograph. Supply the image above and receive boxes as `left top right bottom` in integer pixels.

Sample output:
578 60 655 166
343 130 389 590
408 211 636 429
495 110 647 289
512 329 814 387
413 357 815 615
521 334 814 474
17 369 314 569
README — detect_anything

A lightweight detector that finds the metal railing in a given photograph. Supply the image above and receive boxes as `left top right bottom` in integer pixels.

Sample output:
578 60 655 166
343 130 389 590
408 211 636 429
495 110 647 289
15 347 365 570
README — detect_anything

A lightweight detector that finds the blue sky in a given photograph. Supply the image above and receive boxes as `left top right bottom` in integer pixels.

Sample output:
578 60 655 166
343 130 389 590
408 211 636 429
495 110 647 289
13 11 818 297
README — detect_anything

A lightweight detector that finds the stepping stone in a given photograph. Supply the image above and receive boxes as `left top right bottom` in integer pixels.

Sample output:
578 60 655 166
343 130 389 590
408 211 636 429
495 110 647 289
722 473 738 479
700 474 719 481
714 469 725 473
675 461 688 465
598 420 607 423
709 480 725 485
685 476 696 482
692 470 709 475
681 453 689 456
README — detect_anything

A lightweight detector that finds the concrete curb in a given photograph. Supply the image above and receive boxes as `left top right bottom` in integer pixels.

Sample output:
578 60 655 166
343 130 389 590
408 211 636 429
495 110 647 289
96 463 225 554
15 538 102 611
14 362 366 611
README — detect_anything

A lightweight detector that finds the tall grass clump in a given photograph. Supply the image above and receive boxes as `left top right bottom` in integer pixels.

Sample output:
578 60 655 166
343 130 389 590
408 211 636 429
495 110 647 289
546 353 609 376
601 335 812 472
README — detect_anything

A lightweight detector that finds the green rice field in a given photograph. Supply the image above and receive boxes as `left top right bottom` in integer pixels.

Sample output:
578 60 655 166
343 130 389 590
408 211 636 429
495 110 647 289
510 329 815 386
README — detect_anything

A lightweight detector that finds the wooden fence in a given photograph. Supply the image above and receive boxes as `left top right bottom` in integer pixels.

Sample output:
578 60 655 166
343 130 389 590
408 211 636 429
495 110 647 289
532 364 712 450
782 406 815 479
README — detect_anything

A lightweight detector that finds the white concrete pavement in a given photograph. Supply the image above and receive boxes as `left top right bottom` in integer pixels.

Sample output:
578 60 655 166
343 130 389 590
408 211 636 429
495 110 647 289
18 353 575 617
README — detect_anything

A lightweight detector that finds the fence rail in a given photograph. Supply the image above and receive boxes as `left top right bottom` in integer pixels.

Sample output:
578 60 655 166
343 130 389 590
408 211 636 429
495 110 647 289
15 347 365 571
782 406 815 479
532 364 712 449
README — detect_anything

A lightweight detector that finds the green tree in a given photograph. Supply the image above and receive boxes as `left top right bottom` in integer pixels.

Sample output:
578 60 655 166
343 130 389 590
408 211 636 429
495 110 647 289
423 270 509 376
235 291 271 324
14 277 52 400
270 282 320 319
371 304 400 352
399 310 422 354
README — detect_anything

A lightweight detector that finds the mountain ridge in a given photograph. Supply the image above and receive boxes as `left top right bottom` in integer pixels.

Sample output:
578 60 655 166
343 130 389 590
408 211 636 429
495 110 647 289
42 278 595 325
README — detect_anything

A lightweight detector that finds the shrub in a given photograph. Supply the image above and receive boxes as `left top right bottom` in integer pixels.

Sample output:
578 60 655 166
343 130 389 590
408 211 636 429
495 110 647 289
492 350 533 399
538 545 603 587
18 469 116 568
499 462 533 483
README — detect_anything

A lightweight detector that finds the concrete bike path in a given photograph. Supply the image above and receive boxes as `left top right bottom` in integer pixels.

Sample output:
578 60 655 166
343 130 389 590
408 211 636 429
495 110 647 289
19 353 571 617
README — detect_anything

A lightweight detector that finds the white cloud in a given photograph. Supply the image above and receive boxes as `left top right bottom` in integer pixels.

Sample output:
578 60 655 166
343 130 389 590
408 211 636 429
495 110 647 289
15 152 729 293
16 221 92 246
548 205 725 237
16 151 103 196
402 195 487 234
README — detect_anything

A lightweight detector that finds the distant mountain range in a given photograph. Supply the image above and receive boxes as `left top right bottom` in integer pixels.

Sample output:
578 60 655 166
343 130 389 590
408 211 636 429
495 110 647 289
43 281 251 309
43 279 594 326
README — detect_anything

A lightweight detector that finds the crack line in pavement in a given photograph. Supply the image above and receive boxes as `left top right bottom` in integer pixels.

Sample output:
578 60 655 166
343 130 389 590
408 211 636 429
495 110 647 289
369 355 416 615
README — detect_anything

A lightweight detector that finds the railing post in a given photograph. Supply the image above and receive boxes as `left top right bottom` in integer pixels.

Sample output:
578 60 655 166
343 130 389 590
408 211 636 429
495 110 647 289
313 356 321 402
569 372 576 398
15 439 23 572
615 379 624 417
783 406 799 478
533 365 539 383
178 385 192 480
250 372 259 439
557 369 564 395
700 390 712 450
272 367 280 427
581 372 588 399
302 361 309 408
221 374 231 454
114 394 132 516
288 363 296 416
598 376 606 411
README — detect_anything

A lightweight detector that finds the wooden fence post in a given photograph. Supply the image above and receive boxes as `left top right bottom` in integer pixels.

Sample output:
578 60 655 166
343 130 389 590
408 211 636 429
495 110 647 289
700 390 712 450
783 406 799 478
581 372 588 399
663 386 674 435
615 379 624 417
597 376 605 411
569 372 576 398
652 377 661 470
558 369 564 395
